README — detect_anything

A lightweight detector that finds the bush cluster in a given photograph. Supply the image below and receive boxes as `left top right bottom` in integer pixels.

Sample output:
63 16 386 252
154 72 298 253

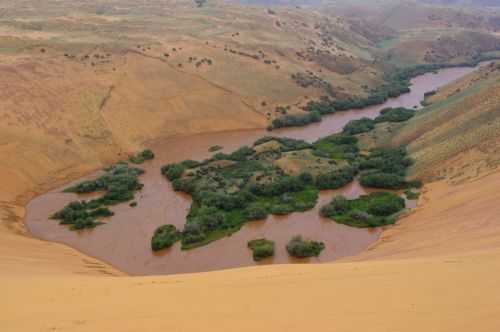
129 149 155 164
286 236 325 258
343 118 375 135
270 111 322 129
374 107 415 123
248 239 275 261
52 163 144 230
358 148 415 189
151 224 181 251
315 166 357 190
320 192 405 228
253 137 312 152
312 134 359 160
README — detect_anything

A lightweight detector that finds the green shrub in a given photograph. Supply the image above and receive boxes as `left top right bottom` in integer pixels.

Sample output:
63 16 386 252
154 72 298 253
286 236 325 258
343 118 375 135
320 196 349 216
53 163 143 231
304 97 336 115
250 175 306 196
129 149 155 164
359 148 412 176
248 239 275 261
151 224 180 251
244 204 269 220
313 134 359 160
315 167 357 190
374 107 414 123
271 111 322 129
405 190 420 200
320 192 405 228
253 137 311 151
360 172 408 189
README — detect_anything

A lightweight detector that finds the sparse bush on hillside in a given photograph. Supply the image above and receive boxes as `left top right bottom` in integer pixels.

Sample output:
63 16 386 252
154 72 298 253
305 97 336 115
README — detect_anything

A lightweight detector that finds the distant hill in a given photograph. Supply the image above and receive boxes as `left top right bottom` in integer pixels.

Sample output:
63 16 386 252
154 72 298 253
419 0 500 7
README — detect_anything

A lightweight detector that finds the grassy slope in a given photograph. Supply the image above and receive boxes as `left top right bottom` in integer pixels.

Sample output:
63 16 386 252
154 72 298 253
399 62 500 182
358 61 500 183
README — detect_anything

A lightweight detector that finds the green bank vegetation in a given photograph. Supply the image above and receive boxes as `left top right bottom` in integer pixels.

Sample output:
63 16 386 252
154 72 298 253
51 162 145 230
128 149 155 164
320 192 405 227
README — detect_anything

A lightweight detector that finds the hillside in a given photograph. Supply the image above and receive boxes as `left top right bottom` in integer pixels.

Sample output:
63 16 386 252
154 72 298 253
358 61 500 183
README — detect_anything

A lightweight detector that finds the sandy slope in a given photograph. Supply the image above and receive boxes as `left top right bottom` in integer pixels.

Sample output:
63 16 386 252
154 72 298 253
3 249 500 332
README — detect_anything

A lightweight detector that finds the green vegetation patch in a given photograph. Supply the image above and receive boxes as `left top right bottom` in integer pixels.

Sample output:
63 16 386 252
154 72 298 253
405 190 420 200
312 134 359 160
155 136 349 250
128 149 155 164
154 108 419 250
320 192 405 228
270 111 321 129
151 224 181 251
286 235 325 258
343 108 415 136
374 107 415 123
358 147 420 189
51 162 145 230
248 239 275 261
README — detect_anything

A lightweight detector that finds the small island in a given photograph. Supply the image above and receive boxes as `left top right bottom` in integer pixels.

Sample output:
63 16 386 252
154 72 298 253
286 236 325 258
320 192 405 228
50 149 154 230
248 239 275 261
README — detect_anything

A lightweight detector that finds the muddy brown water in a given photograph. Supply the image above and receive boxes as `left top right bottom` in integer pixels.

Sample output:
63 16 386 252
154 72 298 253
25 64 484 275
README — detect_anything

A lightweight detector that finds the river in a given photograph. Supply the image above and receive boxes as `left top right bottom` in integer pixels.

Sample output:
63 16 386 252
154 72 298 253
24 64 484 275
